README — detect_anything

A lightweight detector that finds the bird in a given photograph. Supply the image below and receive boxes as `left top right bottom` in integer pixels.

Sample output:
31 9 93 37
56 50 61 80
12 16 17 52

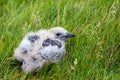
14 26 75 73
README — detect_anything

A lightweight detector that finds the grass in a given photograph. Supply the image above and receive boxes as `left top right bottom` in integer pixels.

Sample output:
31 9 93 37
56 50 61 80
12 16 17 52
0 0 120 79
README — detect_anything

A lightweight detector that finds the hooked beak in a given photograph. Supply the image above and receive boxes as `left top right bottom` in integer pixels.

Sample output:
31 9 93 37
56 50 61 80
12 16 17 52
65 33 75 38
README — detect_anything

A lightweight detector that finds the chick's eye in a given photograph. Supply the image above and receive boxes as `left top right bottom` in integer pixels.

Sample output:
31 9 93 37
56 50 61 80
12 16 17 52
56 33 62 36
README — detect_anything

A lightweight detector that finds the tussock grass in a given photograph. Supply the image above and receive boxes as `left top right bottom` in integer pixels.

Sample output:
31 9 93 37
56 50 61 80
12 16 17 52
0 0 120 79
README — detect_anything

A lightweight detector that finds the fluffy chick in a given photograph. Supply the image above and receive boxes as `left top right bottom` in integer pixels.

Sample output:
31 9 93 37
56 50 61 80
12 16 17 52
14 27 75 73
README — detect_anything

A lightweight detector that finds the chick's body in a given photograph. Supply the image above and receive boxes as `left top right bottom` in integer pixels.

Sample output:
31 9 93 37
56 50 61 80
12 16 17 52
14 27 75 73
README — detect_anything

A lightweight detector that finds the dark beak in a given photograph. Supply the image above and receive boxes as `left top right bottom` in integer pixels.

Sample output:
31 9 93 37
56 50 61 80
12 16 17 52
65 33 75 38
